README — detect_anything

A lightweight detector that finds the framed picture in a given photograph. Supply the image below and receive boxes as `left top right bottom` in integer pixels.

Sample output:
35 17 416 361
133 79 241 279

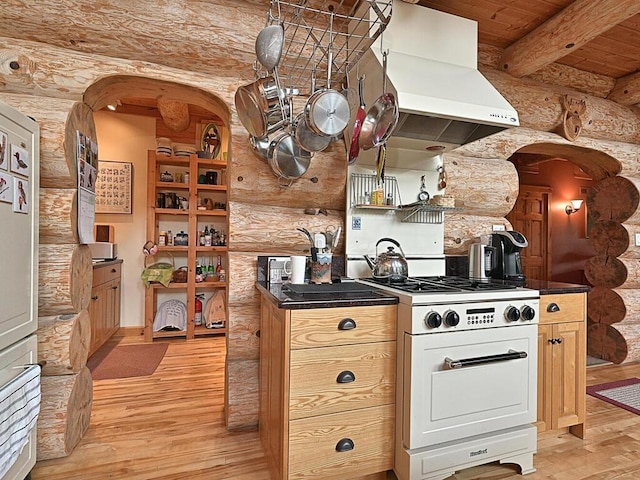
10 144 30 178
0 171 12 202
0 130 7 171
95 161 133 214
12 176 28 213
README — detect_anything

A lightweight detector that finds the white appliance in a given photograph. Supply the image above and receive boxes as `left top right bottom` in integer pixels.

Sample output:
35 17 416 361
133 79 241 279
348 2 519 155
88 242 118 260
0 101 41 480
346 127 538 478
358 276 539 480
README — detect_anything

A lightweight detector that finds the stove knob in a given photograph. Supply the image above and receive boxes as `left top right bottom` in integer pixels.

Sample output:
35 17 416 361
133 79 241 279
521 305 535 321
424 312 442 329
444 310 460 327
505 306 521 322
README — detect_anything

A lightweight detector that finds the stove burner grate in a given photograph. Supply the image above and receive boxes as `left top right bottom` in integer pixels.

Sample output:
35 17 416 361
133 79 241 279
364 276 519 293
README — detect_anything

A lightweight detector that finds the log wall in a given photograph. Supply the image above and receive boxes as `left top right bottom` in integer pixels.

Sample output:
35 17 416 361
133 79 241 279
4 0 640 440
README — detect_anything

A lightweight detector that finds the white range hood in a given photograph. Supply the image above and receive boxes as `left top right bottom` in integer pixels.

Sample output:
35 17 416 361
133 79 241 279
352 2 519 152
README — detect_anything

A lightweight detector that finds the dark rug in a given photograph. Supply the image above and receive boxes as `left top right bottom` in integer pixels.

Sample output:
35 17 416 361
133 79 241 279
87 343 168 380
587 378 640 415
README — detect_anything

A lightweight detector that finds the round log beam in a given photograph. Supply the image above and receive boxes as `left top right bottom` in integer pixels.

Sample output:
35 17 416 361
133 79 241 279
39 188 79 245
37 311 90 376
587 323 627 364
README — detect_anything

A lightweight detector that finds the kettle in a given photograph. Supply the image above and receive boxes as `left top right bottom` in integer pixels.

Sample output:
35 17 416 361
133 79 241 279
364 238 408 282
468 242 496 281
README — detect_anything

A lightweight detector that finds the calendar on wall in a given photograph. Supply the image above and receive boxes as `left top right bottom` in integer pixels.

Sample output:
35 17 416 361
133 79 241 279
95 160 133 214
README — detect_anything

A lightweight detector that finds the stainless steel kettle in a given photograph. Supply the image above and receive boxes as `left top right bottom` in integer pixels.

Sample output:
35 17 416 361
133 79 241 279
468 242 496 281
364 237 408 282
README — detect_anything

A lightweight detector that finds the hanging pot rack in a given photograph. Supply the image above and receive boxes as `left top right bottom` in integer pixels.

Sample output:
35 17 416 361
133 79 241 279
261 0 393 95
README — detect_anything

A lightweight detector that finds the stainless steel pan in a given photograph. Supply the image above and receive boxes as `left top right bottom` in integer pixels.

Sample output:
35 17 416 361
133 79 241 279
255 24 284 72
359 51 399 151
292 113 331 152
267 132 312 181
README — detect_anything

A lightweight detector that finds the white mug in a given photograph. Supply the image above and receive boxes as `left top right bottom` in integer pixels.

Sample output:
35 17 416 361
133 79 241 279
284 255 307 284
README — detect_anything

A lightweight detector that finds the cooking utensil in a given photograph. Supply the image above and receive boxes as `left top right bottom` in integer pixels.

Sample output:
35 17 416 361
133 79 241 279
438 165 447 189
418 175 430 202
235 84 268 138
375 143 386 185
348 75 366 164
255 23 284 72
314 232 327 250
363 237 408 282
267 132 312 180
249 135 271 161
304 12 351 137
331 226 342 251
292 112 332 152
359 51 399 150
296 227 314 248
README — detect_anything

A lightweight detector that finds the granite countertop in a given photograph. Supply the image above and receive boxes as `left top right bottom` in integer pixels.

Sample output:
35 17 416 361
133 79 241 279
92 258 123 268
523 279 591 295
256 281 399 310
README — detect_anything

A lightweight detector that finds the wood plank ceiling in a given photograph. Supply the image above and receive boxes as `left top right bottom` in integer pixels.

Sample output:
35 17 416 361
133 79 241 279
2 0 640 113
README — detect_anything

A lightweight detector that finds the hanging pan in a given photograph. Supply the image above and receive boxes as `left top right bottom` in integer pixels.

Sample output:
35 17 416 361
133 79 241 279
267 132 312 181
303 12 351 137
348 75 366 164
359 51 399 151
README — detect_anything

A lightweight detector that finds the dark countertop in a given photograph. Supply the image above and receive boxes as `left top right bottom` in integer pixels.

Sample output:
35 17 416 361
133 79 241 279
92 258 123 268
522 279 590 295
256 281 399 310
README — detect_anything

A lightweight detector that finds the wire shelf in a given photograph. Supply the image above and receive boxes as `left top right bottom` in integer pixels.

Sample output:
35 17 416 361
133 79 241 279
264 0 393 94
350 173 400 208
398 202 458 224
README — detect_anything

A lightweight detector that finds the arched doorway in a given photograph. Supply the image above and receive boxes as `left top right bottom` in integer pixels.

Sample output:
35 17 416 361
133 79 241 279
83 75 232 394
506 142 627 363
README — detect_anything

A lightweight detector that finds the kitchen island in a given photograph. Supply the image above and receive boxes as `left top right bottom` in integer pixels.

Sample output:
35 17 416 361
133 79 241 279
256 280 398 480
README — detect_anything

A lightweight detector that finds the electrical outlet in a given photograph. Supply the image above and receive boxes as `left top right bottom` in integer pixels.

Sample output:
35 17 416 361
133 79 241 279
492 224 506 231
635 233 640 246
352 217 362 230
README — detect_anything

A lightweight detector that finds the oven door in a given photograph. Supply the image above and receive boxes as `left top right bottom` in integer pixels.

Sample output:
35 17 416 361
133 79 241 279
402 324 537 449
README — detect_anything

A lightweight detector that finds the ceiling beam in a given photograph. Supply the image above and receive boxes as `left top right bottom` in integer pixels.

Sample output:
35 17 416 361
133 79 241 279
608 71 640 105
499 0 640 78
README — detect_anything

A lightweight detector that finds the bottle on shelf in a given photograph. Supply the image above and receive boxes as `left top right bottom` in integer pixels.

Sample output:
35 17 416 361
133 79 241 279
167 230 173 246
159 231 167 246
215 255 222 274
204 225 212 246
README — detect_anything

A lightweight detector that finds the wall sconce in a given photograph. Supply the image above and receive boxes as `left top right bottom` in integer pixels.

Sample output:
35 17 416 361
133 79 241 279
106 100 121 111
565 199 583 215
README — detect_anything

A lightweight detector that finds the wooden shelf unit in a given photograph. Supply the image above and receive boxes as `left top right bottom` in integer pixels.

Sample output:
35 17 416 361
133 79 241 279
144 151 229 341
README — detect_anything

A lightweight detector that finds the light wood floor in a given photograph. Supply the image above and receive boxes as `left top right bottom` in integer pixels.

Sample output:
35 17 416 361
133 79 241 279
31 336 640 480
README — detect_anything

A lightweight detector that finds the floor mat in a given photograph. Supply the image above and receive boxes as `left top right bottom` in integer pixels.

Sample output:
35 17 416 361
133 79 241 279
87 343 168 380
587 378 640 415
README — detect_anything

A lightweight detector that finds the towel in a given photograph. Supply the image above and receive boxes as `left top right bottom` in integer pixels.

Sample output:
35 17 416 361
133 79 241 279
0 364 41 478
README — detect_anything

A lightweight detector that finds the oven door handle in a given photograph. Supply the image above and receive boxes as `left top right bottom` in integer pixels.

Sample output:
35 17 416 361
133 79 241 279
444 349 527 369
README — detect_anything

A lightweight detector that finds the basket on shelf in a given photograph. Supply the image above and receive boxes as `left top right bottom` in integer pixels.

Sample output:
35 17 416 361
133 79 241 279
141 253 175 287
171 266 188 283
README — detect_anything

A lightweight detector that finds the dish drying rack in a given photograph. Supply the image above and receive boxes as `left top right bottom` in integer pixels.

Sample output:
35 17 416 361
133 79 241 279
262 0 393 94
349 173 457 224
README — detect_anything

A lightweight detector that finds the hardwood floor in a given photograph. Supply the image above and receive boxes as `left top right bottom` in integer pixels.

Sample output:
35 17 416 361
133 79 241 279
31 336 640 480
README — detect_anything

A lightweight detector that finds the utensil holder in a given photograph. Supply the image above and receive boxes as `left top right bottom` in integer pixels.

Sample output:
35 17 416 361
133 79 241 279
310 253 332 284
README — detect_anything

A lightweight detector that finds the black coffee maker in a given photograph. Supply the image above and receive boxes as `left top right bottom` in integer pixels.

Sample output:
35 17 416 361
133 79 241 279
489 231 528 284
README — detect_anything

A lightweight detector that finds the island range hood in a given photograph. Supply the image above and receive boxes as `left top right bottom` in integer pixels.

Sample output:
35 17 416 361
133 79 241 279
350 2 519 153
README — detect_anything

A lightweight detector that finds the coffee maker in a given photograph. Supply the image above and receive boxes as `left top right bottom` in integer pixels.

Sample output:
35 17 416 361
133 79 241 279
489 231 528 284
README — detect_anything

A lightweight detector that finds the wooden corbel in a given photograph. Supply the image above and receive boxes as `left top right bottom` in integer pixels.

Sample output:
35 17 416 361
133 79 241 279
557 94 587 141
157 96 190 132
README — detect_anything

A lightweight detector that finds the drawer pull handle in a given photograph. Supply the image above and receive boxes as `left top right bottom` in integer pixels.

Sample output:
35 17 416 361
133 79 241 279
336 370 355 383
112 285 118 290
256 329 261 338
547 303 560 313
111 268 117 273
338 318 356 330
335 438 354 452
91 295 98 300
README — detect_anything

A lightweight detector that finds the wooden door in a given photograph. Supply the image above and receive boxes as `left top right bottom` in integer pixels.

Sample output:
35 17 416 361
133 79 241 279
507 185 551 281
552 321 586 431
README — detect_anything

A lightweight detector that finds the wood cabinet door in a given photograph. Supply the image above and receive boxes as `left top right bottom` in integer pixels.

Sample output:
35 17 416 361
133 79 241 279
552 321 586 430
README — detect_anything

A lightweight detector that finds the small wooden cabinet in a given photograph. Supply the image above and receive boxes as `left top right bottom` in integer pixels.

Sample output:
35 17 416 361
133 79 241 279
536 292 586 438
259 294 397 480
89 260 122 356
144 150 228 340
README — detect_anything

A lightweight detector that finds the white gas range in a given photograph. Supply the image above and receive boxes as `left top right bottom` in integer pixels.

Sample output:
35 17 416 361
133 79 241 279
357 275 540 480
346 150 539 478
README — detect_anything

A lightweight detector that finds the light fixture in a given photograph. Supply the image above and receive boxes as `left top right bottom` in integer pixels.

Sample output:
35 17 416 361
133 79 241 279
106 100 121 111
565 199 583 215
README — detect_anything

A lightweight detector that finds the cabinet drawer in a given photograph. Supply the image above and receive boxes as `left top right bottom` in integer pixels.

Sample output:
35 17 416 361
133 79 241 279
288 404 394 479
539 293 585 325
290 305 396 349
93 262 121 286
289 342 395 419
